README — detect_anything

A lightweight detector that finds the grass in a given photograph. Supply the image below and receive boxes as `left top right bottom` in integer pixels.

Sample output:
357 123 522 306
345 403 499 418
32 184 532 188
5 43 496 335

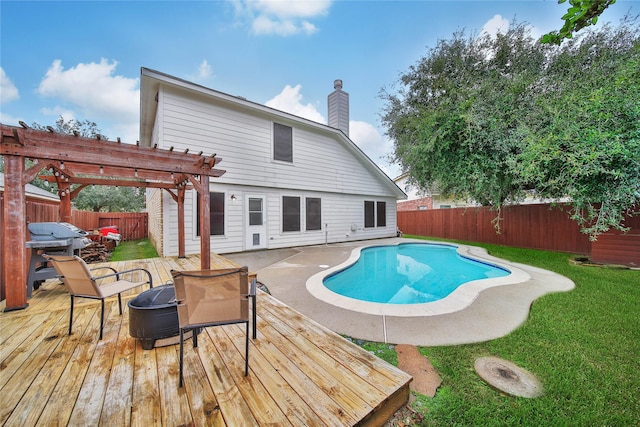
360 236 640 426
109 238 159 261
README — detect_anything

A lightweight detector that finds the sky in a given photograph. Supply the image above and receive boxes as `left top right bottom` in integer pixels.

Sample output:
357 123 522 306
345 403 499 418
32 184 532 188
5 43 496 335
1 1 636 179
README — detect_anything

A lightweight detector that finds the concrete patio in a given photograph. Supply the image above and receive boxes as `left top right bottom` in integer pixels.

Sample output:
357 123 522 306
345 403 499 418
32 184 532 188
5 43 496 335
224 237 576 346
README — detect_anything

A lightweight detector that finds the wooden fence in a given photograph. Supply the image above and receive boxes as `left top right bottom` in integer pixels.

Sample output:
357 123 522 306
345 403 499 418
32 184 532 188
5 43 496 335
1 193 148 300
397 203 640 266
71 211 148 241
398 203 592 254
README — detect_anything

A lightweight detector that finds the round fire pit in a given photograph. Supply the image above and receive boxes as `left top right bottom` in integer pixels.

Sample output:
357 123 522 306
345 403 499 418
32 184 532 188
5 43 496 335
128 284 180 350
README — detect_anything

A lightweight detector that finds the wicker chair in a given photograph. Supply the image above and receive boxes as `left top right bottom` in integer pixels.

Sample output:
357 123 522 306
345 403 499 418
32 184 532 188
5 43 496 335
171 266 256 387
45 255 153 340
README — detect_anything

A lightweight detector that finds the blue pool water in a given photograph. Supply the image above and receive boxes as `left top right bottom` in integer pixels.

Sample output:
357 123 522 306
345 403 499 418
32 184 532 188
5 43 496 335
323 243 510 304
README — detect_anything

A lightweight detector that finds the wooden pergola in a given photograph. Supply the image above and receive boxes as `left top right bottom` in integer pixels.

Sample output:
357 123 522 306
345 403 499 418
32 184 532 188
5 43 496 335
1 123 225 311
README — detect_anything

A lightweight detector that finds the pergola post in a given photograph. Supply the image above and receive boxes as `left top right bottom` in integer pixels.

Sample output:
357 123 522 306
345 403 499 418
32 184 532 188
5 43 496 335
58 181 72 223
3 154 28 311
200 175 210 269
1 124 225 310
177 187 185 258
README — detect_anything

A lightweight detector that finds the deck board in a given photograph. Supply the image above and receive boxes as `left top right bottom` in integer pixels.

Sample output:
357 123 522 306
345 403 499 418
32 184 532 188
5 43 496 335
0 254 411 427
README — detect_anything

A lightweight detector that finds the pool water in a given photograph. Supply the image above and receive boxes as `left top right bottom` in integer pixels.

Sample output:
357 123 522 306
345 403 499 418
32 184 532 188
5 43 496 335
323 243 510 304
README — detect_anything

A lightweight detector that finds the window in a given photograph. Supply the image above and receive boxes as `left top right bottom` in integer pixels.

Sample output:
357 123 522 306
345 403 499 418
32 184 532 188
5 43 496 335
196 192 225 236
364 201 375 228
282 196 300 232
273 123 293 162
364 200 387 228
376 201 386 227
306 197 322 231
248 198 263 226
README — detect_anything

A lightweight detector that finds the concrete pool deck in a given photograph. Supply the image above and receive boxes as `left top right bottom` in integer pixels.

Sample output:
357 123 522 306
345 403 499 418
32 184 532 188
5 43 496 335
224 238 575 346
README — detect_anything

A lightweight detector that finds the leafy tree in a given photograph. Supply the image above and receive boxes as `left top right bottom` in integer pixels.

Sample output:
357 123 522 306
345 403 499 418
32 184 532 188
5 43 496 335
72 185 145 212
382 23 548 208
542 0 617 45
521 19 640 236
11 117 145 212
2 117 107 194
382 17 639 239
30 116 108 139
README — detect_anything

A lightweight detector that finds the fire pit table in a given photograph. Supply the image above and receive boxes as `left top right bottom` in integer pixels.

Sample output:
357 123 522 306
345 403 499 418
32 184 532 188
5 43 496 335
128 284 181 350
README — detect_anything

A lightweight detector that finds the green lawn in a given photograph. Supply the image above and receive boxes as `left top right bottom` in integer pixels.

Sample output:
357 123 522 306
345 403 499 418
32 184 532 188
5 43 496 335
364 236 639 426
109 238 159 261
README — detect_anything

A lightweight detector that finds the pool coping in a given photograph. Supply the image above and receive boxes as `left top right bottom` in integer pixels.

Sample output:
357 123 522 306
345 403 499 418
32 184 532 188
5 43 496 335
223 237 576 345
305 242 532 317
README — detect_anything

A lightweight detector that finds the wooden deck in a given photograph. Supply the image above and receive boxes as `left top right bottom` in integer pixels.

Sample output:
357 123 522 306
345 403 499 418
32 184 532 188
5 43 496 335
0 255 411 426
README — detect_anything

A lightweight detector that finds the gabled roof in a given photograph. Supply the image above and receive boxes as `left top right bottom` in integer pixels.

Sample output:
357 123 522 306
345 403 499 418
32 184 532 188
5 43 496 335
139 67 406 200
0 172 60 202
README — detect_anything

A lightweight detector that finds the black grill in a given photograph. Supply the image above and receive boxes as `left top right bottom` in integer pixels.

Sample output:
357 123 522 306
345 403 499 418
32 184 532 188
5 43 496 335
26 222 92 296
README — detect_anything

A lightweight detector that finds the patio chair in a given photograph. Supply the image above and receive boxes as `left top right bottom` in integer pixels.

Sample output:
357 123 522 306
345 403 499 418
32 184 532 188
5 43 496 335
44 254 153 340
171 266 256 387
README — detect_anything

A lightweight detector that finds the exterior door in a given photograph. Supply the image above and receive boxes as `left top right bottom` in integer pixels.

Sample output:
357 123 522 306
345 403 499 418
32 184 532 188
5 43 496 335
245 195 267 250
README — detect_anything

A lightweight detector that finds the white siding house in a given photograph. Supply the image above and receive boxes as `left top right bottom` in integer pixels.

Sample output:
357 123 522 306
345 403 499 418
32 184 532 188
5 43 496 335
139 68 406 256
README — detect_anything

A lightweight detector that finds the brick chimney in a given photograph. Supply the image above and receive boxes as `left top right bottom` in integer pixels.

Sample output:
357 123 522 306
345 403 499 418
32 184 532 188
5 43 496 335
327 79 349 136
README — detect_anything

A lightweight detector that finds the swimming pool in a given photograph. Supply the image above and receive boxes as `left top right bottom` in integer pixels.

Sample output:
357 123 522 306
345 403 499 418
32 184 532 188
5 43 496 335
323 243 510 304
306 241 531 317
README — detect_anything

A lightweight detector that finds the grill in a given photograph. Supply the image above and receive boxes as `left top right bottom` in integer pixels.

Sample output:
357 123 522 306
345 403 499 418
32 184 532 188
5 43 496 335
26 222 92 297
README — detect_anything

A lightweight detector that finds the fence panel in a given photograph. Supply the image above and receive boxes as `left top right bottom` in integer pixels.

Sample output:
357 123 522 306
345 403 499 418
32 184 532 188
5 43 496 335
1 200 147 301
590 214 640 267
1 195 60 301
71 211 148 241
398 203 592 255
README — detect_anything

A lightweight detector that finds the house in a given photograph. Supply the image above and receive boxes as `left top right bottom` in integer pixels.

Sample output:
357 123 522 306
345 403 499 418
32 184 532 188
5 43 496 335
139 68 406 256
394 173 476 211
0 172 61 204
394 173 564 212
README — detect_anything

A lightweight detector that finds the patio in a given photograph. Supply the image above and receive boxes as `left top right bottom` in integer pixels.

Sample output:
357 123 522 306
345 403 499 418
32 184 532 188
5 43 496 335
0 254 411 426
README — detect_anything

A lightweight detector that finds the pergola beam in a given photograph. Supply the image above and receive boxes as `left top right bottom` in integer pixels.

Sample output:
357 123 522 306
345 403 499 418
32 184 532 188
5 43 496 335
3 128 223 176
1 124 225 310
38 175 192 190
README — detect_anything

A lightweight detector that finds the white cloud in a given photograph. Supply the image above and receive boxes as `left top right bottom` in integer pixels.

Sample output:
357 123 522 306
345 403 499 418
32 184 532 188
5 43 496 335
1 67 19 104
481 14 510 38
252 15 307 36
481 14 541 40
0 112 21 127
37 59 140 142
41 106 77 122
231 0 330 36
349 120 399 178
265 84 325 123
197 60 214 80
251 0 331 18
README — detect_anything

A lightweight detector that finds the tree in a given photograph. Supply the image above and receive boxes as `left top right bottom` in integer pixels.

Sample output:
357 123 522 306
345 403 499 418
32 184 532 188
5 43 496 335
30 116 108 139
542 0 617 45
72 185 145 212
521 19 640 237
382 23 548 209
20 117 145 212
381 17 639 239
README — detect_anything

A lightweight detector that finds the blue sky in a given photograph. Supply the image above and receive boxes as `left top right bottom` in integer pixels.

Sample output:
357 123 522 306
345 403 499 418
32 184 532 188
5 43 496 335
1 1 636 178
